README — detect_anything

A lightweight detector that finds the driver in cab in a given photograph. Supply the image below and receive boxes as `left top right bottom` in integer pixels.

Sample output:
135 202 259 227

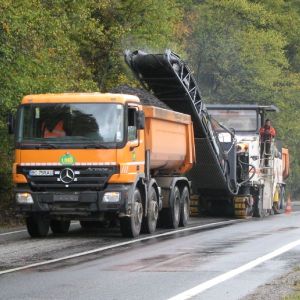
42 119 66 138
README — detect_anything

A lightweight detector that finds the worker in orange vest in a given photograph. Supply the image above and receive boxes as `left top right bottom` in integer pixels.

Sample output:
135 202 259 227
259 119 276 167
42 120 66 138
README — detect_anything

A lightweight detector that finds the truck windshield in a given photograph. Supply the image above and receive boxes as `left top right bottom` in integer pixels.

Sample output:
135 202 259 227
209 109 258 132
16 103 124 147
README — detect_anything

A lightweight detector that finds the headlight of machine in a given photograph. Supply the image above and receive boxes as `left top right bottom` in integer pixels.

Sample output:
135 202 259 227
103 192 120 203
16 193 34 204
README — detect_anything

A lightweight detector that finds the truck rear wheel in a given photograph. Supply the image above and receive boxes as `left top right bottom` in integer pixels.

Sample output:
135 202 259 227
142 186 159 234
120 188 143 238
163 186 180 229
179 186 190 227
50 220 70 234
26 215 50 238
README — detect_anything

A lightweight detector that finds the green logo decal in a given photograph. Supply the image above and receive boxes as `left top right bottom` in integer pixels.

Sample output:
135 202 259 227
60 153 76 166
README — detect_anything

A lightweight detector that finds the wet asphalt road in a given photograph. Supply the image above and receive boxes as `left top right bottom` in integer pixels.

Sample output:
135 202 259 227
0 208 299 299
0 217 232 271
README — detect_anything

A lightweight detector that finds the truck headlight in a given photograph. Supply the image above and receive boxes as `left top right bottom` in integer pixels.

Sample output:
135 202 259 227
103 192 120 203
16 193 34 204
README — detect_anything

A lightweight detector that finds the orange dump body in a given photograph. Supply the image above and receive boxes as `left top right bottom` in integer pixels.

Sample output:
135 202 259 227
143 106 195 175
282 148 289 179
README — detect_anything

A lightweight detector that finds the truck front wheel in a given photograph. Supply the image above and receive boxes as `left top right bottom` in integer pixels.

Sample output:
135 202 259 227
120 188 143 238
26 214 50 238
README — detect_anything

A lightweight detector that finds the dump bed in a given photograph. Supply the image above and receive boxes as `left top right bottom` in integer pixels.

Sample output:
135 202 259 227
143 106 195 175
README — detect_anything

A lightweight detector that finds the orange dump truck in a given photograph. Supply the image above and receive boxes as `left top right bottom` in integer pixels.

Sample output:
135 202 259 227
12 93 195 237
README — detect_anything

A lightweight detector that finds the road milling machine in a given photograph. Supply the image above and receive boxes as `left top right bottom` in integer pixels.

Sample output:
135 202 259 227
125 50 289 218
207 104 289 216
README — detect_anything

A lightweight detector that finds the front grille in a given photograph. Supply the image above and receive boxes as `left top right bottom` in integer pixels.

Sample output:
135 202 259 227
17 165 118 191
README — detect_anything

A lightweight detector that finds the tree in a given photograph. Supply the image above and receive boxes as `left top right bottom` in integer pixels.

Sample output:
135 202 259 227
0 0 97 209
57 0 184 90
186 0 300 195
187 0 288 103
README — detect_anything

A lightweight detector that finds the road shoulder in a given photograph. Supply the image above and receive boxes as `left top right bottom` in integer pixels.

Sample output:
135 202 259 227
244 265 300 300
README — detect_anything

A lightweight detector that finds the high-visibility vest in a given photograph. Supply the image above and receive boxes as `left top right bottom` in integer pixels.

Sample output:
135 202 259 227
259 126 276 140
43 120 66 138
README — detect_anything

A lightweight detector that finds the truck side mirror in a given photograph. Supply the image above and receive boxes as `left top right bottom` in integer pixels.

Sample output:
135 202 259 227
7 113 15 134
136 111 145 130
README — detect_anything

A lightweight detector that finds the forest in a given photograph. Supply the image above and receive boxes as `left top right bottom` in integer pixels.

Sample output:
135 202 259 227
0 0 299 211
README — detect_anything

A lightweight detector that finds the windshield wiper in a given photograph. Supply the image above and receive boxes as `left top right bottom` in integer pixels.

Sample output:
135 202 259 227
34 142 58 149
83 143 109 149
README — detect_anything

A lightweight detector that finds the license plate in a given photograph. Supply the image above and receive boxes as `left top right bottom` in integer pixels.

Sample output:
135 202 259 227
53 194 79 202
29 169 54 176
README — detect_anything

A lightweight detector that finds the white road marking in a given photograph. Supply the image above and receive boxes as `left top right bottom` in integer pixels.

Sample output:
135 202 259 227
0 219 240 275
0 230 27 236
0 222 80 237
168 239 300 300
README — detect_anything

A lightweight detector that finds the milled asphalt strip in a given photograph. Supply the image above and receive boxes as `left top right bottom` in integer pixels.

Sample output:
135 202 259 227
168 239 300 300
0 219 241 276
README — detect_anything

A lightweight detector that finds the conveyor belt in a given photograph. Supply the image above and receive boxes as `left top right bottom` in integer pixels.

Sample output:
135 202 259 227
125 50 238 196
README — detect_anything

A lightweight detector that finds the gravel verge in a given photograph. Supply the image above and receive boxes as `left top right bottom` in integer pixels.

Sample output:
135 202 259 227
0 209 23 228
243 266 300 300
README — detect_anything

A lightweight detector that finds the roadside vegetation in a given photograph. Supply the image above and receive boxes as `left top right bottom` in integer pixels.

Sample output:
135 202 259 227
285 288 300 300
0 0 300 218
285 266 300 300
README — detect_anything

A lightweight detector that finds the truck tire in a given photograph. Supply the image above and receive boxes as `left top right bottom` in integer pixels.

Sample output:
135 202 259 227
163 186 181 229
179 186 190 227
142 186 159 234
26 215 50 238
50 220 70 234
120 188 143 238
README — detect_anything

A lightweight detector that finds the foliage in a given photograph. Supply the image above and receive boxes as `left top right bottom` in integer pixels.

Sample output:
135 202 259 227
0 0 300 211
0 0 184 210
187 0 288 103
185 0 300 195
75 0 183 90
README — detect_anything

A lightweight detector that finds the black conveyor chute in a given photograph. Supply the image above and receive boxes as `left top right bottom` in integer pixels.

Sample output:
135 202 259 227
125 49 238 196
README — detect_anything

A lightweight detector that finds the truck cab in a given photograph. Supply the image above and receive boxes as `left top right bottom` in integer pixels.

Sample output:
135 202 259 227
13 93 147 237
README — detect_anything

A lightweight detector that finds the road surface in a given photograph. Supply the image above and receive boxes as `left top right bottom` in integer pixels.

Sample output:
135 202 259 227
0 209 299 299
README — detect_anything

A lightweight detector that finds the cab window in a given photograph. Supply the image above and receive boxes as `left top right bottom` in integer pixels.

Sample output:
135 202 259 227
128 107 137 141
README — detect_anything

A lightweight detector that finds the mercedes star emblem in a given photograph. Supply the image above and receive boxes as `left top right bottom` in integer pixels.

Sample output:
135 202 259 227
60 168 75 184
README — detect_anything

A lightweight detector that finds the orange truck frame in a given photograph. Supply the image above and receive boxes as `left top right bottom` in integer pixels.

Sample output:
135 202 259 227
11 93 195 238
